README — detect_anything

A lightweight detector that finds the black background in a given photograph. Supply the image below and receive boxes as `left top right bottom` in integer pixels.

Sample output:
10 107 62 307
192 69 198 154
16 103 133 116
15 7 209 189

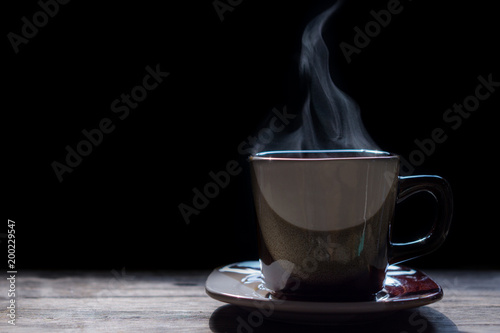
5 0 499 271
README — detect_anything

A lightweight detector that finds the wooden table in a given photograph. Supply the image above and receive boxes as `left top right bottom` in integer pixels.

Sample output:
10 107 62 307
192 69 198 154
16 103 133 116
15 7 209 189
1 269 498 332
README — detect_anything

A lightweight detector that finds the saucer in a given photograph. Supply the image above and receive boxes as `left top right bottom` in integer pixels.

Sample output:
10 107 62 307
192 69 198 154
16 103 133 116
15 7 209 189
205 261 443 324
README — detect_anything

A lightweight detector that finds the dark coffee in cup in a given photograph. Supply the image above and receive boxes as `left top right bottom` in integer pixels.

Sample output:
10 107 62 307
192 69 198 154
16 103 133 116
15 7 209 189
250 150 452 302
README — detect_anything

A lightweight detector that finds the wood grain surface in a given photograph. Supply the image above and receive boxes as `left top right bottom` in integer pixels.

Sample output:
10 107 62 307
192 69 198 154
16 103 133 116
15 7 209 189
0 269 498 332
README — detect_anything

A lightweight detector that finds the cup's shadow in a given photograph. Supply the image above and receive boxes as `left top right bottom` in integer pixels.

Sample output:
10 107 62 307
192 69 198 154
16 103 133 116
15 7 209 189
209 304 458 333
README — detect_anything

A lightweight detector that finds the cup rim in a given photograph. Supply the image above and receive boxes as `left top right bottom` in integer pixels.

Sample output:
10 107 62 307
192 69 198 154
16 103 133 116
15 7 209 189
250 149 399 161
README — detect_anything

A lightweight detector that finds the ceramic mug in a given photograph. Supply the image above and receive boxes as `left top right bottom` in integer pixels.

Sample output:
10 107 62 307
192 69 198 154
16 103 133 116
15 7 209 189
250 150 453 302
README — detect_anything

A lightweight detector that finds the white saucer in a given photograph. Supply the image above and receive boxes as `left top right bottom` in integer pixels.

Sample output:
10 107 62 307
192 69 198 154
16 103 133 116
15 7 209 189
205 261 443 324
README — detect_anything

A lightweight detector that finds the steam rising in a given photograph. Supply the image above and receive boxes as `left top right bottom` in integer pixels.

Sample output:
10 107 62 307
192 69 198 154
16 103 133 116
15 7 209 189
253 1 379 153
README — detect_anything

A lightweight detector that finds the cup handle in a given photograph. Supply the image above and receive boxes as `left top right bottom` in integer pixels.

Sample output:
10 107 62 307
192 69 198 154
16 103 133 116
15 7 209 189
389 175 453 265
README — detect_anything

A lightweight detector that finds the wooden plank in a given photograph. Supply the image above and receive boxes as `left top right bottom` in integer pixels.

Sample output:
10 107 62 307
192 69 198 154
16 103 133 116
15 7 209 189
0 270 498 332
425 270 500 332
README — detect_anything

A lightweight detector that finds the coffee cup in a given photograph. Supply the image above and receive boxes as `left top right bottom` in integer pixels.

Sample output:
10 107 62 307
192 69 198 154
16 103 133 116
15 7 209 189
250 150 453 302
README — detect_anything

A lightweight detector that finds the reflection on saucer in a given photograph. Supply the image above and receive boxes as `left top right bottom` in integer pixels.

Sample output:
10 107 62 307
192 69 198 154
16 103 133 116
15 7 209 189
206 261 443 324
